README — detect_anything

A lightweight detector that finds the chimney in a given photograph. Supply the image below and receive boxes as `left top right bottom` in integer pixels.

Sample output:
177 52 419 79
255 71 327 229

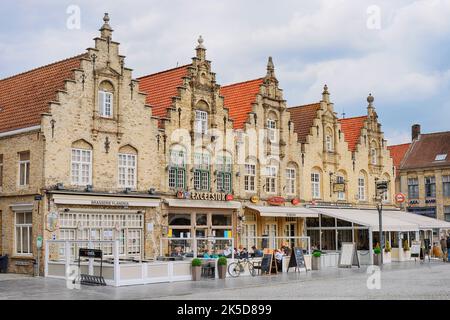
412 124 421 141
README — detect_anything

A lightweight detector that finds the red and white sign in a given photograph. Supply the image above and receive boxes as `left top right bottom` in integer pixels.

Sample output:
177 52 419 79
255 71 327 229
267 196 285 206
395 193 406 203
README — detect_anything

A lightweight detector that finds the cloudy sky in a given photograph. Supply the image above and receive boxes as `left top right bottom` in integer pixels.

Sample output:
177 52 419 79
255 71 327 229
1 0 449 145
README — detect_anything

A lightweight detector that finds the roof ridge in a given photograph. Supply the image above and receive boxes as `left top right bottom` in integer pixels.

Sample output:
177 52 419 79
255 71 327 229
339 115 367 121
288 103 321 109
0 53 87 82
388 142 411 148
420 130 450 136
221 78 264 89
138 64 191 79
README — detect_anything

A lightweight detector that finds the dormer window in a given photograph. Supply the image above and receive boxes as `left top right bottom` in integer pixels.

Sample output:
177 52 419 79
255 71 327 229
435 154 447 161
195 110 208 134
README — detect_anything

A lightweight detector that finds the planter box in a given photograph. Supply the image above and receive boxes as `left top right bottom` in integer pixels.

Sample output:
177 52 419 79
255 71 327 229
311 257 321 270
373 254 382 266
192 266 201 281
218 264 227 279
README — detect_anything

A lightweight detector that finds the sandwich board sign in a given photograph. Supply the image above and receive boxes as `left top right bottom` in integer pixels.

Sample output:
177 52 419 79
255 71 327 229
410 241 421 258
287 247 307 272
338 242 360 268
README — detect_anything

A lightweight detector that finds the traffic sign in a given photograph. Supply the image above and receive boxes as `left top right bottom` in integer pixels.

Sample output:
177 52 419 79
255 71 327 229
395 193 406 203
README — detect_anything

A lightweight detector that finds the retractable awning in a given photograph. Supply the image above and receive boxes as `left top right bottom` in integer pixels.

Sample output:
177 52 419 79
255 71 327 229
310 208 418 232
382 210 450 230
165 199 241 209
246 205 318 218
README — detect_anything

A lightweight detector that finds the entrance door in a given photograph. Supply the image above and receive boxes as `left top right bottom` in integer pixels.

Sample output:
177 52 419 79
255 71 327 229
284 222 296 248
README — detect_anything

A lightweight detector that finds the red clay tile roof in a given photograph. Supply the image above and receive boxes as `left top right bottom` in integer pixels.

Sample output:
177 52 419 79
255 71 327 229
0 54 85 134
138 65 190 119
400 132 450 170
339 116 367 152
387 143 411 170
287 103 321 143
220 78 263 129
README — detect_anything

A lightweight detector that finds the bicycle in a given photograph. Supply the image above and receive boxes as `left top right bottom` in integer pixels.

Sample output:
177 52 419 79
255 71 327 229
227 258 256 277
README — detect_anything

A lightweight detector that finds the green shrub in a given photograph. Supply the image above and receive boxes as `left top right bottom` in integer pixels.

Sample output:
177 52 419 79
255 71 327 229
403 240 410 251
312 251 322 258
191 258 202 267
374 244 381 255
218 257 228 266
384 241 391 253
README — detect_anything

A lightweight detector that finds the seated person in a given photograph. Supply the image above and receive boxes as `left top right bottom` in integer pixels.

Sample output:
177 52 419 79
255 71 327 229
251 246 263 258
203 250 211 259
239 248 249 259
170 246 182 257
274 249 284 270
223 246 232 258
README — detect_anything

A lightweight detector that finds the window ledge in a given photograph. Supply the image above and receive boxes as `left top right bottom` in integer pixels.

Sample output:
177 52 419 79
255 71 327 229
11 255 34 260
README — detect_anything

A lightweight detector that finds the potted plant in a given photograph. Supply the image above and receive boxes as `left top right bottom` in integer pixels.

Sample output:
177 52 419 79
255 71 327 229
383 241 392 264
217 257 227 279
311 250 321 270
403 240 410 252
373 245 381 265
191 258 202 281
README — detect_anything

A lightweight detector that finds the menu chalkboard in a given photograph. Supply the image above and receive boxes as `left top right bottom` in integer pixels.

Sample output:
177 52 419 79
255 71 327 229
261 253 273 275
287 247 306 272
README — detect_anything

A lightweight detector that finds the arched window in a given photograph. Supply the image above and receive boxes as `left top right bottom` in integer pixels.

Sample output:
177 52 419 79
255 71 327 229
216 152 232 193
194 150 210 191
118 145 137 189
358 172 366 201
98 81 114 118
311 169 321 199
71 140 93 186
169 145 186 190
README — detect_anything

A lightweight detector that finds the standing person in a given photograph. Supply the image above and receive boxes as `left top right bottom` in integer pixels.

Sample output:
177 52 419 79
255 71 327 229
446 236 450 262
440 236 447 262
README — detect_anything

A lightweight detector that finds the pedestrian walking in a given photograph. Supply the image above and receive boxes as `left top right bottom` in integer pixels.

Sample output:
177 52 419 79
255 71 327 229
440 236 447 262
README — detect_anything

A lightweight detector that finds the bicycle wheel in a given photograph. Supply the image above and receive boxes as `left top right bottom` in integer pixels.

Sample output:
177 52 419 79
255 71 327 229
248 262 256 277
228 262 241 277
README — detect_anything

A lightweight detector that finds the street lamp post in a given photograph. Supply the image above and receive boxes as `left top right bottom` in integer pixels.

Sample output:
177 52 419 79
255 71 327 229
377 201 384 266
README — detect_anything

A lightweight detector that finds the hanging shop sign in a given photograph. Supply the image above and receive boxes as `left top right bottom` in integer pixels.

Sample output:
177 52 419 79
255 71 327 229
267 196 285 206
333 183 345 193
250 196 260 204
291 198 300 206
46 212 58 232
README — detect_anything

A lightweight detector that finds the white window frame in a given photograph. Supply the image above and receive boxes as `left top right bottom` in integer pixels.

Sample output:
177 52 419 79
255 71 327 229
18 151 30 187
265 166 277 193
326 135 333 152
371 148 377 165
15 211 32 256
195 110 208 134
311 172 321 199
267 119 276 142
358 176 366 201
244 163 256 192
264 223 278 249
286 168 296 195
71 148 92 186
99 90 113 118
118 153 137 188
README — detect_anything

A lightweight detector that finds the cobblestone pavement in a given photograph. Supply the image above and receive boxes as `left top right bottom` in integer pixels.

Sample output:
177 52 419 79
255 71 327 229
1 261 449 300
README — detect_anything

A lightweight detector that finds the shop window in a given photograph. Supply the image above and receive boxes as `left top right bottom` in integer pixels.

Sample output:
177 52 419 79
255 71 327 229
443 175 450 198
169 149 186 190
15 211 32 255
194 110 208 134
307 230 320 251
336 218 352 227
196 214 207 226
355 229 369 250
425 176 436 198
408 178 419 199
169 214 191 226
216 156 232 193
286 168 296 194
337 230 353 250
306 217 319 228
242 223 256 249
244 163 256 192
311 171 321 199
118 153 136 188
265 166 277 193
18 151 30 186
321 215 336 227
321 229 336 251
390 232 399 247
71 148 92 186
194 152 210 191
212 214 232 226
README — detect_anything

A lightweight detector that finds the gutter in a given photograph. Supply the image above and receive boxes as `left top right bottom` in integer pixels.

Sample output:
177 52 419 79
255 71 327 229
0 125 41 138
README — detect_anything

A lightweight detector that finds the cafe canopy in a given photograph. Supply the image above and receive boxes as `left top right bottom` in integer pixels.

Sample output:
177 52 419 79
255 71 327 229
245 205 318 218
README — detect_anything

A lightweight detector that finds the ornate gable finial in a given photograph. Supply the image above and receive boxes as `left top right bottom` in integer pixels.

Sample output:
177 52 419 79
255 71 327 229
367 93 375 117
322 84 330 102
195 35 206 60
266 56 276 78
100 13 113 39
